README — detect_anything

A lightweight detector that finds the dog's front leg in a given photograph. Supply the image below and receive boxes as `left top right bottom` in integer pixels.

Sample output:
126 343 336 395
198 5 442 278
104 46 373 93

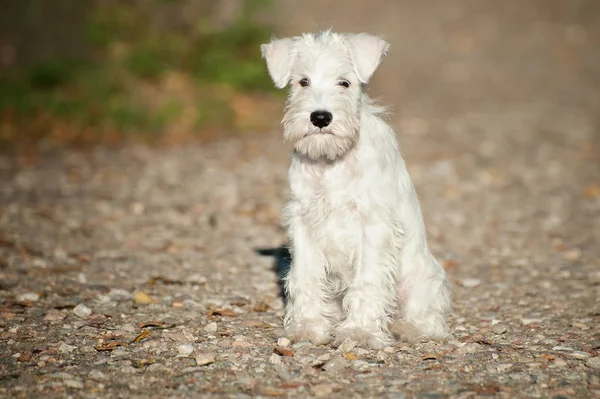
283 215 336 345
333 223 396 349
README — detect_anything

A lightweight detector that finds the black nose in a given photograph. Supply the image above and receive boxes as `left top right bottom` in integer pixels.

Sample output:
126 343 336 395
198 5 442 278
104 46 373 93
310 110 332 128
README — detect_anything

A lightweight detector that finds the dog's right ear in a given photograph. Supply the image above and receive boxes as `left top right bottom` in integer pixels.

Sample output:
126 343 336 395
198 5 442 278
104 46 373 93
261 38 294 89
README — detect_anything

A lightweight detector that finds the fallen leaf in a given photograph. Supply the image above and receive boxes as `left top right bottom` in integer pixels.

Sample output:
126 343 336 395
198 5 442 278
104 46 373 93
94 341 128 351
132 330 152 343
422 352 439 360
280 383 305 389
207 308 237 318
147 276 185 286
138 321 176 329
344 352 357 361
539 353 555 361
172 301 184 308
583 185 599 198
476 385 500 394
132 357 156 368
252 301 270 313
273 347 294 357
134 292 154 305
17 351 33 362
443 260 458 269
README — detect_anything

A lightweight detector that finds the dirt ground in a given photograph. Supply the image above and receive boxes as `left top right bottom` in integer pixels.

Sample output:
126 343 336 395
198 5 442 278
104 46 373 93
1 1 600 398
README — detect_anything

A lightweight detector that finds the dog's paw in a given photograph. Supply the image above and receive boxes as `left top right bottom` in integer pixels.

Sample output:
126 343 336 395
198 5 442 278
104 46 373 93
390 320 450 343
332 326 393 350
285 318 333 346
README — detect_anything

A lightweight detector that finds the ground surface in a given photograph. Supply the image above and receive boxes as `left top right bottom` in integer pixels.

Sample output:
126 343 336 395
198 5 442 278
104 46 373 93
1 1 600 398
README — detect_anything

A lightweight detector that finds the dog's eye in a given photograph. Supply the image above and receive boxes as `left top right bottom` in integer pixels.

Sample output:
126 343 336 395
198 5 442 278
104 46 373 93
299 78 310 87
338 80 350 88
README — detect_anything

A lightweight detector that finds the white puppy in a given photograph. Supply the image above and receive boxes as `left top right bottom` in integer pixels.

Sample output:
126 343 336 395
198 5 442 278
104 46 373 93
261 30 450 349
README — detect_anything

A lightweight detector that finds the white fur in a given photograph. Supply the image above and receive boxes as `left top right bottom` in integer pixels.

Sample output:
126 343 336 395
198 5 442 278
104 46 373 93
262 30 450 349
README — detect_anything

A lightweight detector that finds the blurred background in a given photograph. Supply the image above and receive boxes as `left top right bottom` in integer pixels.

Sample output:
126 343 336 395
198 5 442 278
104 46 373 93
0 0 598 155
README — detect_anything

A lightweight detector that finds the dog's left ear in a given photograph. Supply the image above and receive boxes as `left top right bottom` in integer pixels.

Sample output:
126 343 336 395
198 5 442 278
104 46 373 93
343 34 389 84
261 38 295 89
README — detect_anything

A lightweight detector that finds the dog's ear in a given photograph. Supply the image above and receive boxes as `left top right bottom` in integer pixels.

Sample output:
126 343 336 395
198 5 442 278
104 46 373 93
261 38 295 89
343 34 389 84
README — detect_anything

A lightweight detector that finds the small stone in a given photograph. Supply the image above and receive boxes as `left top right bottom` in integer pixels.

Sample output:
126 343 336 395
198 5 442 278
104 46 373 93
63 379 84 389
553 357 568 367
383 346 396 354
552 346 573 351
337 338 358 353
108 288 132 300
456 343 483 354
277 337 290 347
586 357 600 369
73 303 92 318
204 322 218 334
459 278 481 288
195 352 216 366
322 356 348 373
311 383 335 398
562 248 582 261
569 351 591 359
351 360 371 370
57 342 75 353
177 344 194 356
44 309 66 322
17 292 40 302
269 353 283 365
492 324 508 335
88 370 107 380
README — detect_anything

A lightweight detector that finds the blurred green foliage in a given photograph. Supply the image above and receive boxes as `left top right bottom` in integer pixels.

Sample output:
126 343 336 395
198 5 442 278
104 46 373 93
0 0 279 147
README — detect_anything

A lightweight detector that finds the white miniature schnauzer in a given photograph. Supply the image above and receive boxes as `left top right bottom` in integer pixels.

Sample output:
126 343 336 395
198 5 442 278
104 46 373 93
261 30 450 349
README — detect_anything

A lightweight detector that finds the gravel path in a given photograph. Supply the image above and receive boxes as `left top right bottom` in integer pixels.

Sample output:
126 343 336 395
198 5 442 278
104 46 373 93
1 1 600 398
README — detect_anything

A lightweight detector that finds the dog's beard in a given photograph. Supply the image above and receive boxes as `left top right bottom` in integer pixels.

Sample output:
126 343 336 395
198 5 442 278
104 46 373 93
283 113 359 161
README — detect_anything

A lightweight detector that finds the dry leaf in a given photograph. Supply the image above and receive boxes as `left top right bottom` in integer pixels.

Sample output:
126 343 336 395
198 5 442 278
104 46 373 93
252 301 270 313
443 260 458 269
138 321 176 329
207 308 237 318
583 185 599 198
17 351 33 362
132 330 152 343
134 292 154 305
540 353 555 361
422 352 438 360
273 347 294 357
344 352 357 361
94 341 128 351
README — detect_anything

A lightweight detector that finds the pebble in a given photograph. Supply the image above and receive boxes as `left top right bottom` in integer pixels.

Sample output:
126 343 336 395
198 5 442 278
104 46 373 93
492 324 509 335
586 357 600 369
552 346 573 352
17 292 40 302
337 338 358 353
88 370 107 380
459 278 481 288
322 356 348 373
63 379 84 389
311 383 335 398
73 303 92 318
569 351 591 359
204 322 218 333
351 360 371 370
562 248 582 261
195 352 216 366
58 342 76 353
269 353 283 365
177 344 194 356
277 337 290 347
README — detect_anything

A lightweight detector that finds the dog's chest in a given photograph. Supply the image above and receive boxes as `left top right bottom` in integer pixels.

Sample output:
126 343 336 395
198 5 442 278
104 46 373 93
295 166 363 264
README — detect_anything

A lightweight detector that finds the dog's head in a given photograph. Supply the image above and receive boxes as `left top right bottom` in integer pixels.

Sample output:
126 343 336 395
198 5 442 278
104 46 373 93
261 30 389 161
